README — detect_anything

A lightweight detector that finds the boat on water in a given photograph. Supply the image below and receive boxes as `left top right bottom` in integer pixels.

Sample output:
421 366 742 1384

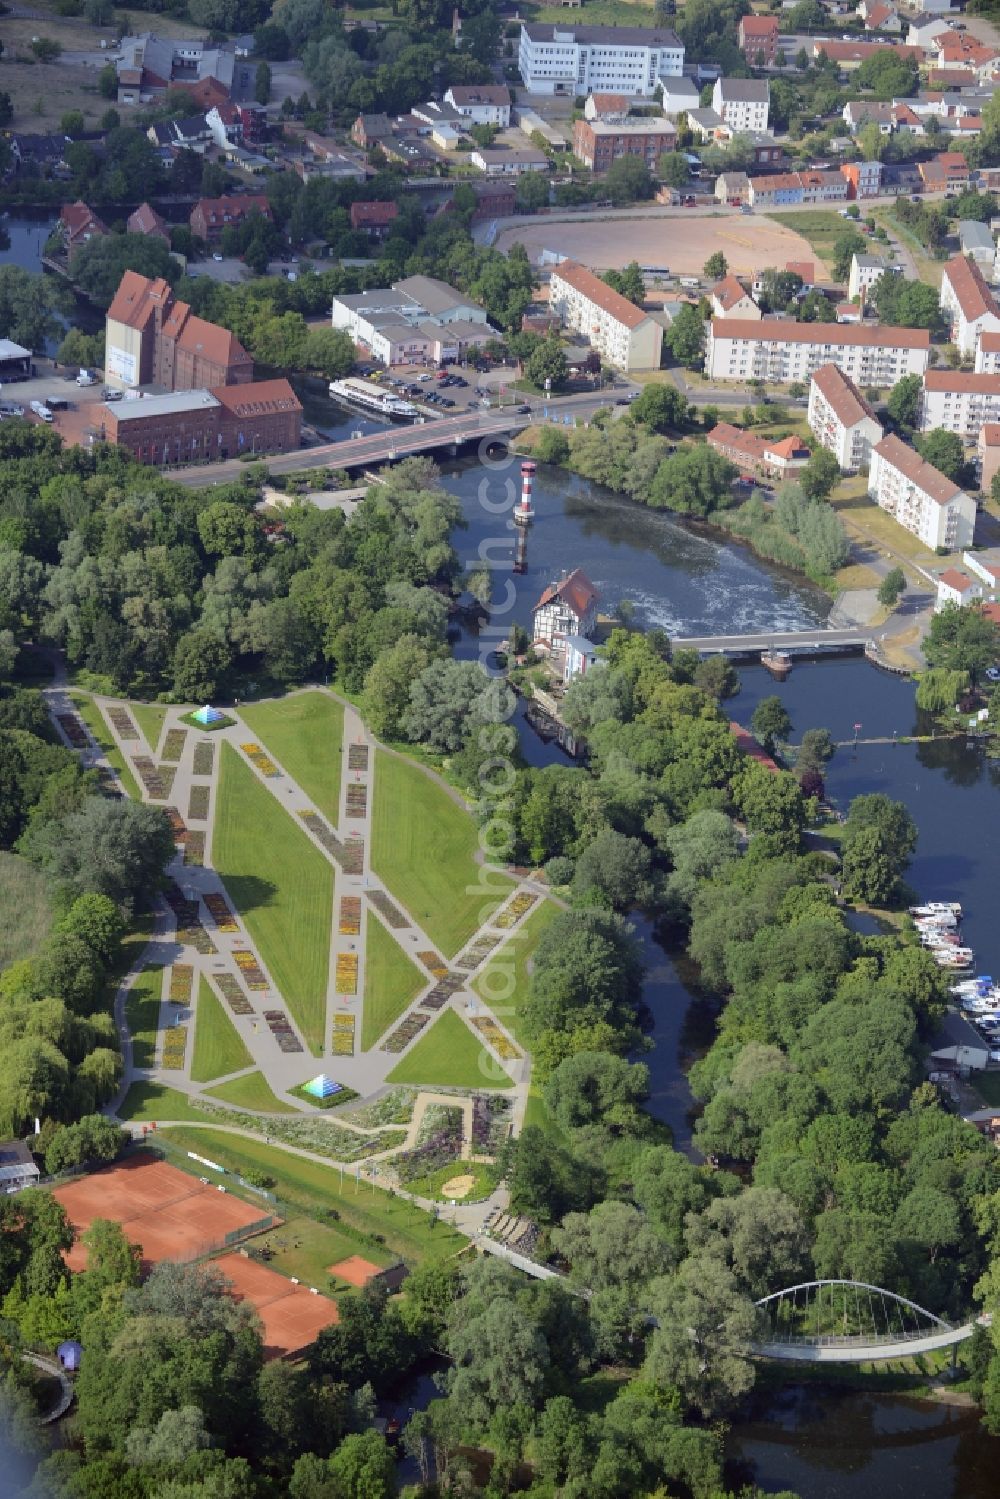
935 946 974 969
910 901 962 919
761 648 792 679
329 378 417 419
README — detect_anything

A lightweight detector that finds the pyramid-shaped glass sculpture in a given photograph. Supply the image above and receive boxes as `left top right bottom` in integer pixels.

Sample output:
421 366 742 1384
192 704 226 726
303 1073 341 1100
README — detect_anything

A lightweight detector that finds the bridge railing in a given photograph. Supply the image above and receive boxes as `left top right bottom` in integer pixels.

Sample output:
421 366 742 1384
759 1328 948 1349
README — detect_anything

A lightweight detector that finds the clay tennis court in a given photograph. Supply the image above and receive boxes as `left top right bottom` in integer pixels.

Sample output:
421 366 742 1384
215 1252 340 1358
53 1154 272 1273
494 210 816 279
329 1254 382 1287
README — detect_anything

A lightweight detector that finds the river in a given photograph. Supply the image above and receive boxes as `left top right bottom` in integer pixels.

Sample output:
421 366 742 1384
0 211 104 355
435 457 1000 1496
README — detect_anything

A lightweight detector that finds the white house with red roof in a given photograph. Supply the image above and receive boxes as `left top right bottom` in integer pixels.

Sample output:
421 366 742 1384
935 568 982 611
710 275 760 320
532 569 599 650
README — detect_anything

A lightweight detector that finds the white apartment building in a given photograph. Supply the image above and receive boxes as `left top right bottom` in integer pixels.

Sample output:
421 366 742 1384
919 369 1000 438
330 276 493 366
548 260 663 371
705 319 930 386
711 77 769 133
848 253 897 301
939 253 1000 356
975 331 1000 373
807 362 884 472
443 85 511 127
869 433 976 550
517 23 684 97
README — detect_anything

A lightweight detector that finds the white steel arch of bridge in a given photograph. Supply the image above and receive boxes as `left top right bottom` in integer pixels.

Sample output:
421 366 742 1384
752 1279 986 1364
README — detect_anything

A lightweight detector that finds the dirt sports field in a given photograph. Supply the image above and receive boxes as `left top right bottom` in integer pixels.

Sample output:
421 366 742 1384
494 210 817 279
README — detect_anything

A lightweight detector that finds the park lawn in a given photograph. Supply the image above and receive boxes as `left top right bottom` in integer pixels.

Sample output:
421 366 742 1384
190 974 254 1084
119 1081 208 1123
830 481 941 564
240 692 344 822
362 910 427 1050
405 1159 500 1203
125 965 165 1070
205 1071 297 1112
69 692 141 800
472 898 557 1050
767 210 849 274
0 851 51 970
974 1073 1000 1108
156 1125 467 1264
387 1007 514 1090
872 209 943 290
131 702 168 755
214 743 333 1055
253 1216 391 1290
371 751 513 956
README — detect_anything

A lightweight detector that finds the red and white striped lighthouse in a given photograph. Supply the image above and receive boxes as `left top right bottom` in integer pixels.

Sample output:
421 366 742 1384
515 460 535 525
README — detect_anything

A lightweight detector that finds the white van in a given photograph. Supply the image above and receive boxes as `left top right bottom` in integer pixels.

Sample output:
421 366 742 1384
30 400 53 422
77 368 98 386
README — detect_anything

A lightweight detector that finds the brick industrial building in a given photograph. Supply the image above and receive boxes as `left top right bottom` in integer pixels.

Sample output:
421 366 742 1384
101 379 302 465
105 271 253 391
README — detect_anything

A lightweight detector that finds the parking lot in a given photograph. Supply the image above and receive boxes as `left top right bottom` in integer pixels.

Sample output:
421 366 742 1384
0 365 110 443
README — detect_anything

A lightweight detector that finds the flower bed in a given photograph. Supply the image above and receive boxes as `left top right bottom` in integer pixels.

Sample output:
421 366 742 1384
164 886 216 954
161 1025 188 1070
213 972 253 1017
234 949 268 990
347 744 369 772
494 892 538 929
57 713 89 748
470 1016 521 1061
263 1008 303 1052
107 706 139 741
161 729 186 763
381 1012 429 1052
367 889 407 929
332 1013 355 1056
184 831 205 867
192 742 215 776
417 951 448 978
165 807 187 844
394 1104 464 1184
169 964 193 1005
345 783 368 818
191 1098 402 1161
472 1093 514 1154
132 757 176 801
421 974 464 1011
347 1088 417 1129
204 893 238 933
339 897 361 935
335 953 358 995
299 811 363 875
188 784 211 821
460 935 501 971
241 741 280 778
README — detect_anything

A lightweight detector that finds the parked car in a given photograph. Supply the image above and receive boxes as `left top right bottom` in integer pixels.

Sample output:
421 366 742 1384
212 252 224 262
986 666 1000 683
102 387 123 401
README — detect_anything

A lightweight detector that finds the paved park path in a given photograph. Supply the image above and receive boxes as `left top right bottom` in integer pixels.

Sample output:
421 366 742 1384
43 676 550 1233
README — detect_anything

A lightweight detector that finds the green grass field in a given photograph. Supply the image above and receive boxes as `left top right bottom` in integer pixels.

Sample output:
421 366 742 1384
371 751 512 957
405 1159 500 1203
119 1081 208 1122
190 974 254 1084
0 851 52 970
472 900 557 1049
767 210 848 273
386 1007 513 1090
156 1124 467 1263
362 910 426 1050
131 702 167 755
205 1071 297 1112
240 692 344 821
69 693 141 800
254 1215 391 1289
214 743 334 1054
124 965 165 1069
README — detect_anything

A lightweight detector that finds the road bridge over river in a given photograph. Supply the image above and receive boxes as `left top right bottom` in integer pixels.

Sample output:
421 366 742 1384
673 628 876 656
166 410 532 489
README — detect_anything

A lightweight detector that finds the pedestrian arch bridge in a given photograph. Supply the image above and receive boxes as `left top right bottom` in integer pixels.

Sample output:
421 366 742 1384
753 1280 988 1363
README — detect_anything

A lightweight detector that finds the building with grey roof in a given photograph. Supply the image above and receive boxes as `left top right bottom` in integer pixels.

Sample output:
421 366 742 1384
959 219 996 269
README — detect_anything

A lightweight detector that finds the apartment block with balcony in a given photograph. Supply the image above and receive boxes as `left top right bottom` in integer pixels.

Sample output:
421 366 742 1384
807 362 884 472
548 259 662 371
868 433 976 550
712 77 769 133
919 370 1000 439
517 22 684 96
705 319 931 386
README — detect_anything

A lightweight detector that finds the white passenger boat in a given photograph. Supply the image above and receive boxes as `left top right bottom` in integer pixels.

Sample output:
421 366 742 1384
910 902 962 919
329 378 417 419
